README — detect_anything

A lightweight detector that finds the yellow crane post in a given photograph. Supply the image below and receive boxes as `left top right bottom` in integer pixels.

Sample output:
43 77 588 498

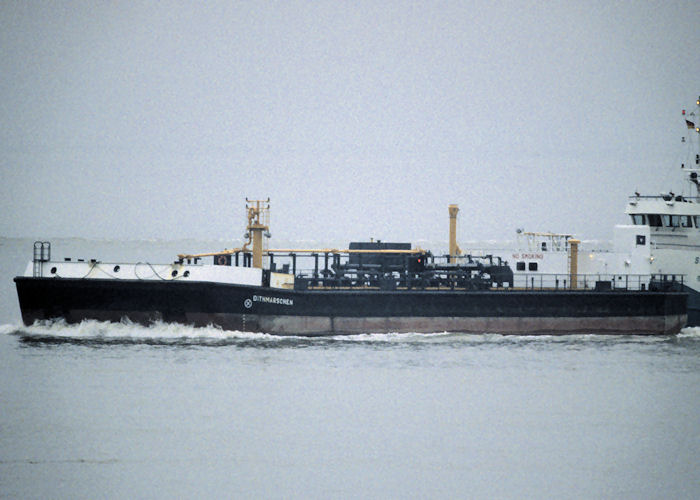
245 198 270 269
448 204 460 262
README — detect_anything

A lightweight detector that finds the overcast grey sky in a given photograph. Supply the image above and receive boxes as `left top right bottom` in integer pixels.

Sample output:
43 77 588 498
1 1 699 245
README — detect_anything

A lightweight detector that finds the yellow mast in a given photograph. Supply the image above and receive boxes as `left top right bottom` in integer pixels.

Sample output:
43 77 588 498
244 198 270 269
448 204 461 260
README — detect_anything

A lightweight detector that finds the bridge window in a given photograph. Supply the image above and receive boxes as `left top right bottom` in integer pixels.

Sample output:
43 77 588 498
631 214 645 225
647 214 663 227
663 215 681 227
694 216 700 228
681 215 692 228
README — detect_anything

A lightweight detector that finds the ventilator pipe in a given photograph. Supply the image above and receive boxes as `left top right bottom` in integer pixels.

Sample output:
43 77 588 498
448 204 460 262
569 239 580 289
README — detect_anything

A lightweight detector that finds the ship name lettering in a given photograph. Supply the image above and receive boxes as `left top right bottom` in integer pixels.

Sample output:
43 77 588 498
252 295 294 306
514 253 544 260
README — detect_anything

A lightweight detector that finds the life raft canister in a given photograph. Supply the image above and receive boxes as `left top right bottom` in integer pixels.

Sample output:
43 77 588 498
215 254 231 266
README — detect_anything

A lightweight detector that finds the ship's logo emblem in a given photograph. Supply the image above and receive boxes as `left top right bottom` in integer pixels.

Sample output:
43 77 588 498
244 299 253 309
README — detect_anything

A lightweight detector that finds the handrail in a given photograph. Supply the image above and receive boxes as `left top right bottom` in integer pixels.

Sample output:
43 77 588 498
629 195 700 201
292 271 685 292
512 273 684 291
177 247 428 260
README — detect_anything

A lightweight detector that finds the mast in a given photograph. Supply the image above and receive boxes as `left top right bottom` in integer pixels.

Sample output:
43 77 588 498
448 204 461 262
244 198 270 269
682 96 700 196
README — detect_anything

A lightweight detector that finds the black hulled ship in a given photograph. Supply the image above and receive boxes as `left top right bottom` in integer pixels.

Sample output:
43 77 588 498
15 199 687 335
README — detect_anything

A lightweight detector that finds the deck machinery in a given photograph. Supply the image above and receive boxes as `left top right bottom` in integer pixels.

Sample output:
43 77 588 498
228 241 514 292
205 200 513 292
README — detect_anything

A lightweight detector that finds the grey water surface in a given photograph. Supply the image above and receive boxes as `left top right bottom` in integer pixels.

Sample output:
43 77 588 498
1 238 699 499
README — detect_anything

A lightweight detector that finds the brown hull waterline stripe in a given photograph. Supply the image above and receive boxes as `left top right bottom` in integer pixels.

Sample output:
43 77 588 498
20 309 687 336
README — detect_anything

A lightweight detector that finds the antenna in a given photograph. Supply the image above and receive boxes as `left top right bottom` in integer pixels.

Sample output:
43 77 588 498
682 97 700 196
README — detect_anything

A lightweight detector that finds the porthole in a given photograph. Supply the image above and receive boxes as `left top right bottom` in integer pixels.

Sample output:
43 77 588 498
183 270 190 277
113 265 120 273
50 266 57 274
171 270 178 277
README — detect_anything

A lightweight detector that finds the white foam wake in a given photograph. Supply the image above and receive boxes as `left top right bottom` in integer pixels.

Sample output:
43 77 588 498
2 320 696 345
1 319 279 344
678 326 700 339
1 319 451 344
0 323 19 335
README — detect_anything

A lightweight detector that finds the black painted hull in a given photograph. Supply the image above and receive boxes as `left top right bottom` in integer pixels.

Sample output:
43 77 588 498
14 277 687 335
682 284 700 327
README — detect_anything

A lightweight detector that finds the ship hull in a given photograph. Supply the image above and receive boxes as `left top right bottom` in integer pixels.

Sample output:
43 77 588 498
14 277 687 335
681 284 700 327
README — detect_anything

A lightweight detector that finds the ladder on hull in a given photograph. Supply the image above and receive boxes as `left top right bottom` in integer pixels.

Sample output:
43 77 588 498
33 241 51 277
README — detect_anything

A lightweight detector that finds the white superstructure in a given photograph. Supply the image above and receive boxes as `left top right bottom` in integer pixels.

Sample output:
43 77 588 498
25 257 264 287
464 95 700 322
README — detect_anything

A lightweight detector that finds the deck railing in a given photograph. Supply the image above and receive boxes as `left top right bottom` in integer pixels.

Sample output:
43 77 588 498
292 272 685 292
513 273 684 292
